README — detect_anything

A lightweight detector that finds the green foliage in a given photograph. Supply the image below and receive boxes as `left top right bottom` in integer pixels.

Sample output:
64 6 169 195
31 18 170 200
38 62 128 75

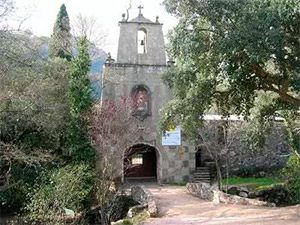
26 163 95 224
221 176 283 191
0 142 55 214
236 167 261 178
282 155 300 204
0 31 70 149
66 36 95 161
161 0 300 135
69 36 93 116
0 179 32 214
0 31 70 215
0 57 70 150
0 8 96 221
241 93 276 153
281 111 300 155
49 4 72 61
114 210 150 225
67 116 95 161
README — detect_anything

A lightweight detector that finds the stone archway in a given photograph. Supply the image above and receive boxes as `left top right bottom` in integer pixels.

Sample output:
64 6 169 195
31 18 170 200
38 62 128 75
123 143 161 182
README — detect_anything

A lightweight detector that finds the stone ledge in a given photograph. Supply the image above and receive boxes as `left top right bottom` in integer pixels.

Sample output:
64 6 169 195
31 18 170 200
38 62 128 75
131 185 157 217
212 190 275 207
186 182 214 200
186 183 274 207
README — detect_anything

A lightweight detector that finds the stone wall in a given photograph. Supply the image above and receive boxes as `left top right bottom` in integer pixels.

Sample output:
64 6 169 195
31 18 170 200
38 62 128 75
102 64 196 184
200 122 291 176
186 183 273 207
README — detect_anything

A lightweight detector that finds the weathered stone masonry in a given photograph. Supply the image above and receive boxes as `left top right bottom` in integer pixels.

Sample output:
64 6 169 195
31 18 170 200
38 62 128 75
101 11 196 183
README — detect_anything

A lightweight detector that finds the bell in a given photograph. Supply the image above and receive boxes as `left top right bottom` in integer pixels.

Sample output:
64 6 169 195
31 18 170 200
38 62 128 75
140 40 145 46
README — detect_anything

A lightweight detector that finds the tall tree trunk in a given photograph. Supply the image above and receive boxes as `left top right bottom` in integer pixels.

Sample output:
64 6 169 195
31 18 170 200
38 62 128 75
226 152 229 193
100 208 110 225
215 159 222 190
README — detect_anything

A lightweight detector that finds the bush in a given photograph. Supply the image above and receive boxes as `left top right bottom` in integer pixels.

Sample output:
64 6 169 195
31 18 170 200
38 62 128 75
0 180 31 215
25 163 95 224
236 167 260 177
282 155 300 204
0 154 50 214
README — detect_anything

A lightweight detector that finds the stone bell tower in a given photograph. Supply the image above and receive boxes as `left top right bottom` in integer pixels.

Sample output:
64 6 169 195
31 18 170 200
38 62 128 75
117 6 166 65
101 7 195 184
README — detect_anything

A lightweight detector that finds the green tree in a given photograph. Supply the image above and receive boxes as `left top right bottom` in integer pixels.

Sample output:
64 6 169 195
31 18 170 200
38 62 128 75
67 36 95 161
0 31 70 213
49 4 72 61
69 36 93 116
282 155 300 204
161 0 300 142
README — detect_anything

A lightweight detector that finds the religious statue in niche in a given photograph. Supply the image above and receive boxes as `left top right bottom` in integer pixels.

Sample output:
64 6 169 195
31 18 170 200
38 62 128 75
132 85 151 120
136 90 148 111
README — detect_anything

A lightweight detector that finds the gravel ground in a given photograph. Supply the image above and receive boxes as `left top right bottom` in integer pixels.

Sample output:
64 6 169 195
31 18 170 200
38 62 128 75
142 186 300 225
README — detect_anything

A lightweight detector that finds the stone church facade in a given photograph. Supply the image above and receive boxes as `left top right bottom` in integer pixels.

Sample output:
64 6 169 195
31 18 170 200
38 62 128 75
101 9 291 184
101 10 196 184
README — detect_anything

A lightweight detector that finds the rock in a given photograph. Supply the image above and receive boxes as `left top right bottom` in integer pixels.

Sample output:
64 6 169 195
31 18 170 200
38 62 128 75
238 191 248 198
212 190 273 207
257 189 265 197
254 185 288 206
186 183 214 201
259 171 266 177
248 191 256 198
148 198 157 217
127 204 147 218
239 187 249 194
227 186 238 195
131 186 157 217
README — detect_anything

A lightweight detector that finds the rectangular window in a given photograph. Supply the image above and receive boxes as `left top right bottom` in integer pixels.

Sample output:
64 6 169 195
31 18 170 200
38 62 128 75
132 154 143 165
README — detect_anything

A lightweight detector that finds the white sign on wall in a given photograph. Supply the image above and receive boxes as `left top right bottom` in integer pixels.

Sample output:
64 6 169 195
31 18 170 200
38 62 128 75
162 126 181 146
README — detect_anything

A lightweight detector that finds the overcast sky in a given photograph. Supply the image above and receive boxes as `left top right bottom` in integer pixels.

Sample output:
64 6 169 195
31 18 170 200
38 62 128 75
13 0 178 57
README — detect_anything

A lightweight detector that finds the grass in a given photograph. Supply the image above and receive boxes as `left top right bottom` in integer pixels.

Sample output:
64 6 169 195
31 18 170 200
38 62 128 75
168 183 186 186
114 210 150 225
222 176 284 191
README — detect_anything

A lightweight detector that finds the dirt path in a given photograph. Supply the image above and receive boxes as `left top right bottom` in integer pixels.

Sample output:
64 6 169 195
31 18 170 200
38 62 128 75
143 186 300 225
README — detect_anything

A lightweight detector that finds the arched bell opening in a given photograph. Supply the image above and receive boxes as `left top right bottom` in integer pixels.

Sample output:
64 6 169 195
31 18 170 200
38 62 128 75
137 28 147 54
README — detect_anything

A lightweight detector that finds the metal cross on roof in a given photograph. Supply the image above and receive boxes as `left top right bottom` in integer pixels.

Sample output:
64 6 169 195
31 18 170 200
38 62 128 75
138 5 143 15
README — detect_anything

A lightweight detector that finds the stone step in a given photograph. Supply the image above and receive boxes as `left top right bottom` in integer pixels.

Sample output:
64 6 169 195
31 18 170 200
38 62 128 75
193 180 210 183
195 168 209 171
193 178 210 180
194 174 210 177
193 167 211 184
194 172 210 175
193 178 210 181
194 176 210 179
193 177 210 180
193 173 210 176
195 169 209 172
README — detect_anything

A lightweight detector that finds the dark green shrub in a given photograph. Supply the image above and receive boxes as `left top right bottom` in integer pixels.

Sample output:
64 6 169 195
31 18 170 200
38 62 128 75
0 180 31 215
25 163 95 224
237 167 259 177
0 159 47 214
282 155 300 204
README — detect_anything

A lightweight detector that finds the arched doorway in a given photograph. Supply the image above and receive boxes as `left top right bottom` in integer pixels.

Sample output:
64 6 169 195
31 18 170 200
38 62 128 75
195 147 202 168
124 144 158 180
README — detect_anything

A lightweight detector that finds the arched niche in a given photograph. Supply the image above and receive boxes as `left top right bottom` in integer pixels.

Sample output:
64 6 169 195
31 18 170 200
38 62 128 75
131 84 151 120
